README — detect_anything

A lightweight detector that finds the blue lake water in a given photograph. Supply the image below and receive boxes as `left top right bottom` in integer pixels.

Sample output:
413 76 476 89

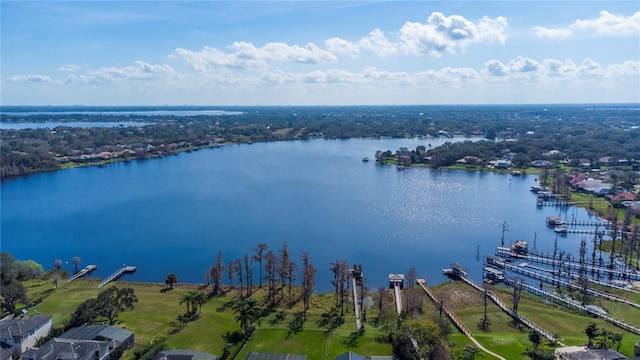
0 138 599 292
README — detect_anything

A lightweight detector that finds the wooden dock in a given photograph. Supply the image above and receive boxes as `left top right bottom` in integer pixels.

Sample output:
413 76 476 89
417 279 506 360
67 265 97 282
98 266 137 288
351 277 361 331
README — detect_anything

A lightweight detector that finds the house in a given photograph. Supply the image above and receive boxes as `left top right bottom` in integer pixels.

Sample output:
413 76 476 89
456 156 482 165
335 351 393 360
59 325 134 349
153 349 218 360
555 345 628 359
495 160 511 169
531 160 553 168
612 192 637 202
21 325 134 360
21 338 112 360
0 315 52 356
245 353 306 360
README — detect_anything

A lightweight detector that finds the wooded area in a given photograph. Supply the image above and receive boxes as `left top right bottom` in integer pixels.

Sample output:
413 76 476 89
1 104 638 178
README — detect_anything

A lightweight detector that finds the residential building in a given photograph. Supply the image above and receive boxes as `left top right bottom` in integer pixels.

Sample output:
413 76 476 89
0 315 52 356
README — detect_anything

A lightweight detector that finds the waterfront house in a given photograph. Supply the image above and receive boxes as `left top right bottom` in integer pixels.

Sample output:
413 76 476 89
245 353 306 360
21 325 134 360
335 351 393 360
555 345 628 359
153 349 218 360
612 191 637 203
0 315 52 356
495 160 511 169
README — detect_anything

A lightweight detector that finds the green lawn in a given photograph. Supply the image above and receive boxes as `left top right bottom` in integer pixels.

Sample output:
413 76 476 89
24 276 640 359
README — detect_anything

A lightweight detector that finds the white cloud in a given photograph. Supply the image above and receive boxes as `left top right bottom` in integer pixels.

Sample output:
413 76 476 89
399 12 508 57
56 64 84 72
534 10 640 39
484 60 509 77
575 10 640 35
65 61 176 84
176 41 336 74
533 26 572 39
5 75 52 83
325 29 397 58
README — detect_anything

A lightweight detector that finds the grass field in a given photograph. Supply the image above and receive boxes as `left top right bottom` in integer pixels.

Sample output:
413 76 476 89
21 275 640 360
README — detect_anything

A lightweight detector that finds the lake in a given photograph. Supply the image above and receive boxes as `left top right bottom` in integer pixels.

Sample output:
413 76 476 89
0 137 598 292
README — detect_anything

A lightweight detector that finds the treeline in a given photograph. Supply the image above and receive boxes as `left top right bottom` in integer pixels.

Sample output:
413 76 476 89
1 104 639 178
204 242 318 310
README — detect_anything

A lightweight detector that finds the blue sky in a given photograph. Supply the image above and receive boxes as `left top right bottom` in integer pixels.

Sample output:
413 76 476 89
1 1 639 105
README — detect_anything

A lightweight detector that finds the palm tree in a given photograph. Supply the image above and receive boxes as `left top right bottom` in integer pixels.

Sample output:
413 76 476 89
165 273 178 289
191 291 208 313
462 345 485 360
180 292 195 314
232 297 261 333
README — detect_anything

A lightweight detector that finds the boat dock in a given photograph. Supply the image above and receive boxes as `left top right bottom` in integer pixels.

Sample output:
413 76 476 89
417 279 506 360
67 265 97 282
446 269 564 345
389 274 404 315
351 265 363 331
98 266 137 288
511 279 640 335
495 246 640 283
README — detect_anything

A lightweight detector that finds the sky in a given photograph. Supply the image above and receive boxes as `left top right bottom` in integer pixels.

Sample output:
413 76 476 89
1 1 639 106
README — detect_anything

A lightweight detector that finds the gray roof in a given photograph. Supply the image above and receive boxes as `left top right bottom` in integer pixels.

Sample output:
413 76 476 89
21 338 110 360
60 325 133 342
0 315 51 339
335 352 393 360
245 353 307 360
154 349 218 360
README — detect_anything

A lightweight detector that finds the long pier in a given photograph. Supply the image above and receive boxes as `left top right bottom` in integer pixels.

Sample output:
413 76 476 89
495 247 640 284
509 280 640 335
492 262 640 310
417 279 506 360
393 282 402 315
67 265 97 282
98 266 137 288
448 272 563 345
351 277 361 331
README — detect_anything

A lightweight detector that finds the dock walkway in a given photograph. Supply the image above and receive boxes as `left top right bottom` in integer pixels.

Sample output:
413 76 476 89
67 265 97 282
452 273 564 346
351 277 361 331
98 266 137 288
417 279 506 360
496 262 640 309
393 282 402 315
513 280 640 335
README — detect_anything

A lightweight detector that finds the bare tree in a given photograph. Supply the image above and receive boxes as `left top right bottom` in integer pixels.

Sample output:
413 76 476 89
235 259 243 297
210 251 225 295
278 243 291 301
301 252 316 311
579 238 589 305
264 250 277 305
72 256 81 274
253 243 268 288
244 254 252 296
512 278 523 315
227 260 236 289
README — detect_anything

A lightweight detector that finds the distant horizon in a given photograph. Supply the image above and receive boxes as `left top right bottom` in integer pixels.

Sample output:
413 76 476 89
2 102 640 108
